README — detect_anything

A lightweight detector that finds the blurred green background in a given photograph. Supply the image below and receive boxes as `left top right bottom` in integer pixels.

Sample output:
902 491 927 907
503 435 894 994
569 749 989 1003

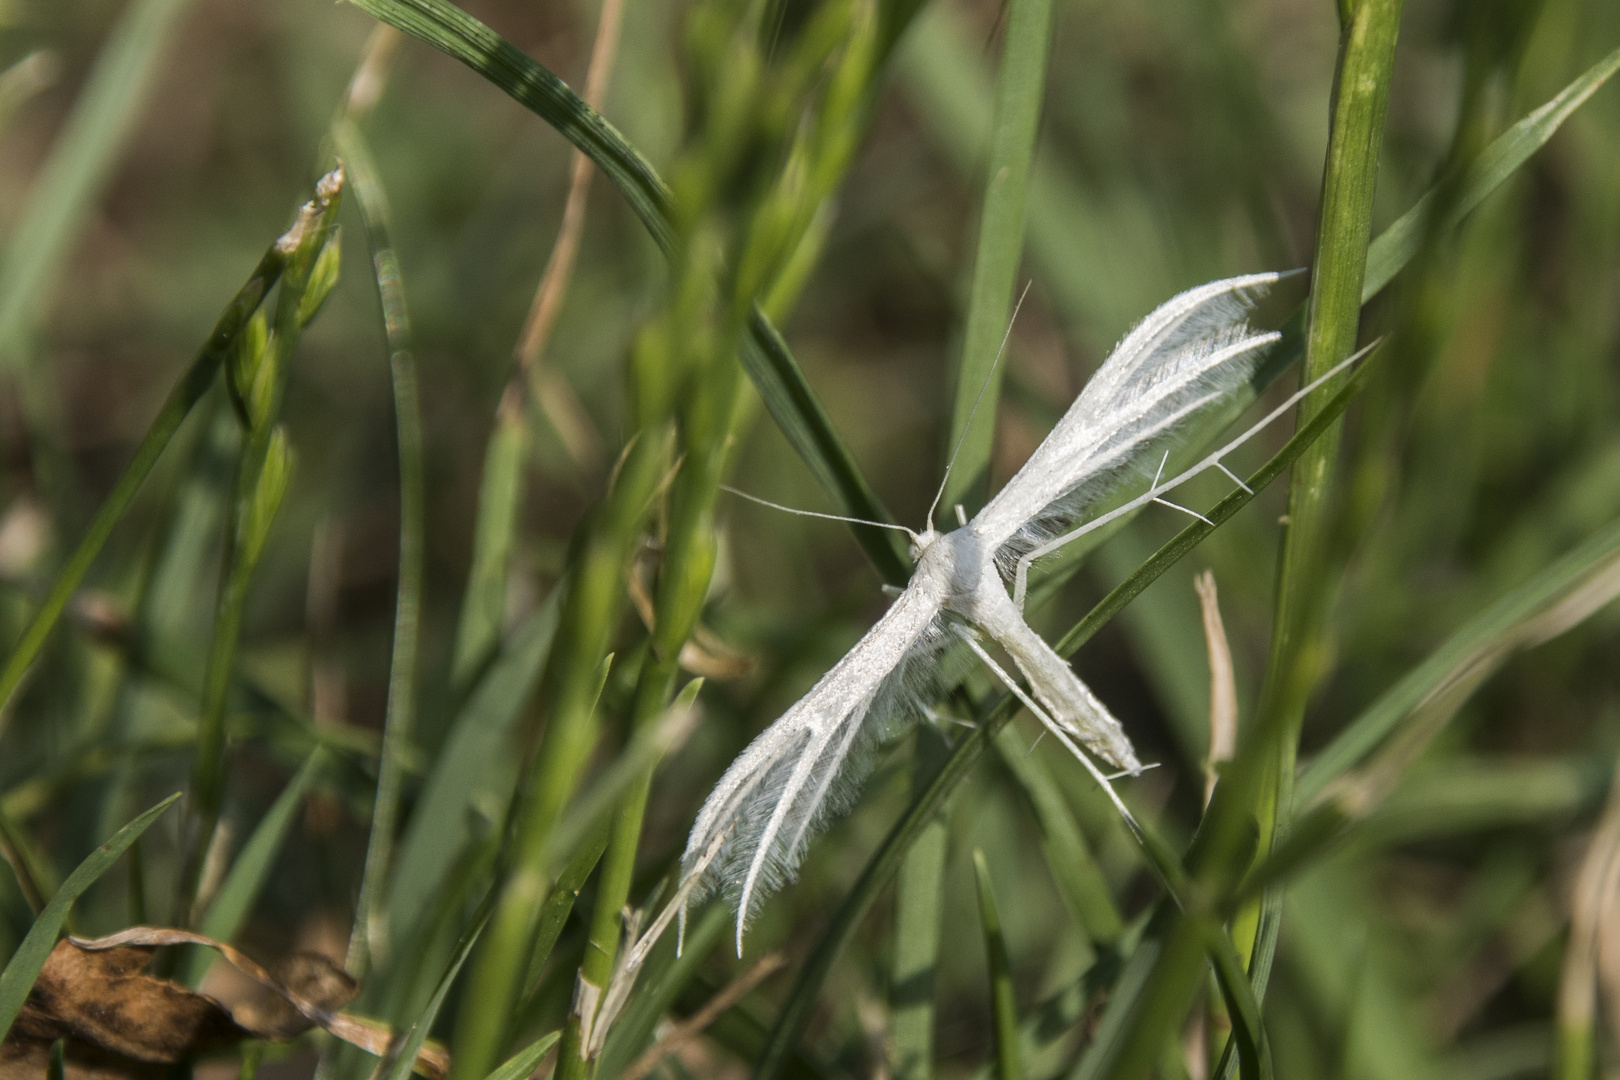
2 0 1619 1077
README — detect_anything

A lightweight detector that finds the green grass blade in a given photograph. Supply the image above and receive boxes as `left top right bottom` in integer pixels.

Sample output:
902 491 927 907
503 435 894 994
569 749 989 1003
452 391 528 688
939 0 1053 513
520 817 611 1002
382 892 496 1080
1363 43 1620 303
481 1031 563 1080
1297 516 1620 802
0 792 180 1046
972 851 1023 1080
891 730 950 1080
1201 921 1270 1080
993 726 1122 947
336 119 427 979
0 0 194 365
0 235 293 729
180 748 326 986
388 592 564 944
343 0 908 585
343 0 672 249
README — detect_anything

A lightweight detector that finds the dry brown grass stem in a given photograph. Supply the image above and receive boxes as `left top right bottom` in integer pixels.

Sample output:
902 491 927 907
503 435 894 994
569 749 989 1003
1195 569 1237 807
617 952 787 1080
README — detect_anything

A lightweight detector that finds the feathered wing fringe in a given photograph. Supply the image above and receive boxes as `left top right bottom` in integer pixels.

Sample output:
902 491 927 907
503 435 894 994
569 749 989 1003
979 272 1292 562
678 583 971 953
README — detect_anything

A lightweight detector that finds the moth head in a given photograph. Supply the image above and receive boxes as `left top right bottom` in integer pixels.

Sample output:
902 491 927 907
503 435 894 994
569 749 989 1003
908 527 941 561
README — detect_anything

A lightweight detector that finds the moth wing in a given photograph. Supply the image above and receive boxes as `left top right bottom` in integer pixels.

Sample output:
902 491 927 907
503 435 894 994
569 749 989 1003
680 579 969 946
975 271 1293 556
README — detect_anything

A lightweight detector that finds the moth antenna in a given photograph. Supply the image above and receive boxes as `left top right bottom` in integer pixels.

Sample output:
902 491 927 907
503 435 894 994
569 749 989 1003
1152 450 1170 487
721 485 916 538
927 281 1034 530
954 504 968 526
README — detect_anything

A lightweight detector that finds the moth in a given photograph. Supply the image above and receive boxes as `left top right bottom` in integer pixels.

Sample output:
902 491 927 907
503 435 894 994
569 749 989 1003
679 270 1339 953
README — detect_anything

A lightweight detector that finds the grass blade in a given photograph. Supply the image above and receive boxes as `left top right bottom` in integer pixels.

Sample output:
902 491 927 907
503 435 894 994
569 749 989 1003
451 392 528 688
972 851 1023 1080
389 592 564 946
1363 44 1620 302
993 725 1123 948
343 0 910 585
940 0 1053 512
381 892 495 1080
891 730 950 1080
481 1031 563 1080
180 748 326 986
336 118 427 979
0 792 180 1046
0 0 194 365
1298 515 1620 802
0 231 297 728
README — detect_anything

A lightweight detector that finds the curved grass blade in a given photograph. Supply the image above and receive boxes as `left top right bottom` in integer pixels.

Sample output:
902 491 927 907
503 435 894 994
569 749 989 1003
1362 44 1620 302
343 0 910 585
0 792 180 1046
336 118 427 980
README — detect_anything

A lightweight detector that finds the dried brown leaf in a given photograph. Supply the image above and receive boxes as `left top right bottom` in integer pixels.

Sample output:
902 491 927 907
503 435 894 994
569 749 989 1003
0 928 447 1080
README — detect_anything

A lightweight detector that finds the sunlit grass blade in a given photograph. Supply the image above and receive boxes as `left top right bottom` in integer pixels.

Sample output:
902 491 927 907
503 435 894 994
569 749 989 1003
342 0 910 585
180 748 326 986
0 0 194 365
940 0 1052 512
0 792 180 1045
971 851 1022 1080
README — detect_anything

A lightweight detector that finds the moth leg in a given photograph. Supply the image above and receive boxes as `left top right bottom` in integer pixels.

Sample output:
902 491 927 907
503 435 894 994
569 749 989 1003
952 627 1144 831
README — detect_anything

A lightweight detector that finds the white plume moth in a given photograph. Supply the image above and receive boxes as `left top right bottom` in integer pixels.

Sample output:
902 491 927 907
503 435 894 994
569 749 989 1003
678 270 1362 954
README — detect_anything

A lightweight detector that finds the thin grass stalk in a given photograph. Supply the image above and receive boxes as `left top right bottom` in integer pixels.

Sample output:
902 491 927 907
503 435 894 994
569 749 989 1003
939 0 1051 513
972 851 1022 1080
336 121 425 980
451 427 668 1080
1197 1 1404 1074
182 171 345 916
